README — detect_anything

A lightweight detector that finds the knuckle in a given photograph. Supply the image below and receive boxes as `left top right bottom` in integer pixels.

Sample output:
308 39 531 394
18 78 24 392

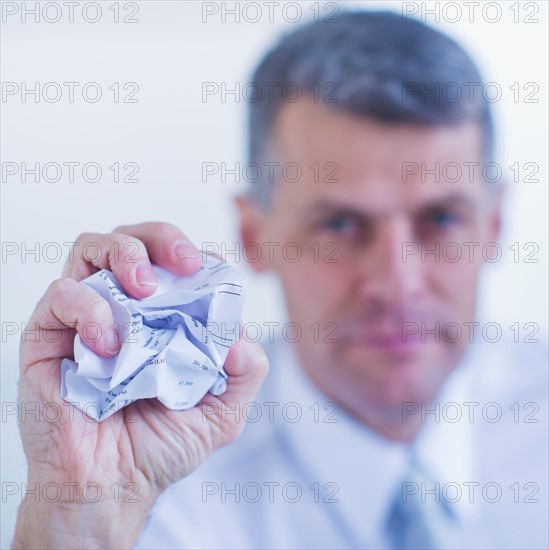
108 233 146 263
47 278 111 322
74 232 94 247
73 233 103 265
84 294 112 322
148 222 183 241
112 223 132 233
47 277 79 302
109 232 141 248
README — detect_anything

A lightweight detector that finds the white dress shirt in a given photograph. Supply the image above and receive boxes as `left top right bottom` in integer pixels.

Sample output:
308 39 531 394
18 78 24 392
136 336 548 549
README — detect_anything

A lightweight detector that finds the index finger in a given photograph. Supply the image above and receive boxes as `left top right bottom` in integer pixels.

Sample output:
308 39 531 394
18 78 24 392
113 221 203 275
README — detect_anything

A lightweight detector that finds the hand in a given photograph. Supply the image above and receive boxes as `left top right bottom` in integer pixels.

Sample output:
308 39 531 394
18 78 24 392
15 222 269 549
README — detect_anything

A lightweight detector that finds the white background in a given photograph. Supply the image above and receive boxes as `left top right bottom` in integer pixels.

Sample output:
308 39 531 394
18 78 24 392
1 1 547 545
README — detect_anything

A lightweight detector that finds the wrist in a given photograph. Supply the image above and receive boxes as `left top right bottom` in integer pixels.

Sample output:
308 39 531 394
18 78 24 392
13 473 159 549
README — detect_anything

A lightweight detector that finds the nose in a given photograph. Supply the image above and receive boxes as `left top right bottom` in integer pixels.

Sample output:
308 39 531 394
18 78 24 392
357 217 425 308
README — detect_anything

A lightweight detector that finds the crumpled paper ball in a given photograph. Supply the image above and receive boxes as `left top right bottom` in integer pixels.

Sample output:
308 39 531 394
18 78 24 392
60 256 245 421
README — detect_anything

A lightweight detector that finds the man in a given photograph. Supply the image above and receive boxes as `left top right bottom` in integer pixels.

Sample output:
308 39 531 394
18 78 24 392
14 11 547 549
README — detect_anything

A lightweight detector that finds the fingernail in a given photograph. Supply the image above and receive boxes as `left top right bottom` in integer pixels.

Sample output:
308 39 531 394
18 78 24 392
135 263 157 286
174 241 200 260
104 330 120 356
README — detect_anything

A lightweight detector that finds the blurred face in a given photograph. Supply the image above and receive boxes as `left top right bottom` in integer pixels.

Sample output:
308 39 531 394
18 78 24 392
237 99 501 441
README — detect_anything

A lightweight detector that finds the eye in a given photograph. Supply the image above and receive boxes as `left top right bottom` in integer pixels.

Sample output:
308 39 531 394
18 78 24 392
416 209 464 242
322 215 359 235
423 210 461 229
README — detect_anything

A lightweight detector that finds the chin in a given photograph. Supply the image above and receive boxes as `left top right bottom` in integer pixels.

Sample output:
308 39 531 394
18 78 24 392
340 342 452 406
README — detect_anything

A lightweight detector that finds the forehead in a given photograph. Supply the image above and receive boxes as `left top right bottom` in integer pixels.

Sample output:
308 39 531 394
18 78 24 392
271 99 485 212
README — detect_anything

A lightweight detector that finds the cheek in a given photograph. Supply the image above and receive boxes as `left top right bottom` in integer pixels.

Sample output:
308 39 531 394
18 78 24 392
280 262 353 320
428 257 483 314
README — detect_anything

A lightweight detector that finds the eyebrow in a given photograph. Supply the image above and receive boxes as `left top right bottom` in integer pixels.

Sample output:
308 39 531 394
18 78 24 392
416 193 478 214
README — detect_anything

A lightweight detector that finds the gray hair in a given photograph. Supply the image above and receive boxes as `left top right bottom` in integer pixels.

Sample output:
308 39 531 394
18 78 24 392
247 10 494 208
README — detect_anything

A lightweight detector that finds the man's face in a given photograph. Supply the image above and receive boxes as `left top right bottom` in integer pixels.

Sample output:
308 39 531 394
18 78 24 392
238 99 501 440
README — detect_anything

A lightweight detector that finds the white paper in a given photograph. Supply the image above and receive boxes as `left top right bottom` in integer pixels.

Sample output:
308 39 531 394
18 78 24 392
60 256 245 421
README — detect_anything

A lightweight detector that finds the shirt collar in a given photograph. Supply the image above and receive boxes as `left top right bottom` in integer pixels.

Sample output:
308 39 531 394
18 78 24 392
263 339 478 545
410 346 477 523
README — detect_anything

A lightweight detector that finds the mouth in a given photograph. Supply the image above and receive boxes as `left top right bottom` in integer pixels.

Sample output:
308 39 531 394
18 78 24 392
344 328 427 356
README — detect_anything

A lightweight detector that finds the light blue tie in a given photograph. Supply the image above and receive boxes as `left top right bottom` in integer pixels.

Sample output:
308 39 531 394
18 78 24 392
386 461 457 550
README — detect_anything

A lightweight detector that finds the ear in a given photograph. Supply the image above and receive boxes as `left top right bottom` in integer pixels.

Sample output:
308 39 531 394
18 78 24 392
234 194 271 273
